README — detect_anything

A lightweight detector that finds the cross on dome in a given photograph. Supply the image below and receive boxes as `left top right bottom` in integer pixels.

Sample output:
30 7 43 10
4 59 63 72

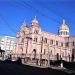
63 19 65 24
34 16 37 20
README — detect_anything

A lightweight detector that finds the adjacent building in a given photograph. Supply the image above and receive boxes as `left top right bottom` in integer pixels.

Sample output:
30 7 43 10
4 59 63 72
0 36 16 55
13 16 75 62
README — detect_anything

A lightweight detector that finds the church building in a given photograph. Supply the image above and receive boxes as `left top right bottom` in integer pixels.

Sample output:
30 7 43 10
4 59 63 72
12 16 75 62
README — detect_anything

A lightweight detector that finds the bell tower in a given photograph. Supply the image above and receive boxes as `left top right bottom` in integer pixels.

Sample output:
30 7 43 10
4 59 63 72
29 16 41 34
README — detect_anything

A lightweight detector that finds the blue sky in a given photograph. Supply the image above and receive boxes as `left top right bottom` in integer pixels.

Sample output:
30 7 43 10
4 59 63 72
0 0 75 37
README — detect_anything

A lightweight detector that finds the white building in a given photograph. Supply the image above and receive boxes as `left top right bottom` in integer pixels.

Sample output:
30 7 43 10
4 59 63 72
0 36 16 55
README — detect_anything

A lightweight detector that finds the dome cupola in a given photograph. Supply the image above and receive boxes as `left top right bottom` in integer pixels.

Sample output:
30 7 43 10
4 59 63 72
30 16 39 27
58 19 69 37
59 19 69 30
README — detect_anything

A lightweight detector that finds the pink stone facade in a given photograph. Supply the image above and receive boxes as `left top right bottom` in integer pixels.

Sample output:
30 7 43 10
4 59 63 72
12 17 75 62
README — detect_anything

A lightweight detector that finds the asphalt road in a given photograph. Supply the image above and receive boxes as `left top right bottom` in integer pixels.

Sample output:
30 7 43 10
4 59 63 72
0 61 74 75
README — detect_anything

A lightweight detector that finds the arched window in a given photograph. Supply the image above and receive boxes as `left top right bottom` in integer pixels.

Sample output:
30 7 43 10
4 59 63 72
33 49 36 53
21 38 24 43
56 41 58 46
50 40 53 45
73 41 75 46
41 37 43 42
44 38 47 43
61 42 63 47
34 37 37 42
34 30 38 34
68 53 70 62
66 32 68 35
20 47 23 55
44 49 46 54
56 53 59 60
50 50 52 55
60 32 62 35
72 49 75 62
65 42 69 47
33 49 36 59
72 49 75 55
64 31 66 35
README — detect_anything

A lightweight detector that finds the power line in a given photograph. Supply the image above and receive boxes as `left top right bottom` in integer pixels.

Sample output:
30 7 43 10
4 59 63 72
0 1 63 36
30 1 63 19
11 1 31 29
13 0 60 24
23 1 60 23
28 1 65 23
26 1 63 23
0 14 16 34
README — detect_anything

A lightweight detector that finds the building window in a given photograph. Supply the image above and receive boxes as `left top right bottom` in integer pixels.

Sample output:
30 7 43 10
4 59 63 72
50 40 53 45
73 41 75 46
44 38 47 43
56 53 59 60
44 49 46 54
66 32 68 35
21 47 23 53
72 49 75 62
72 49 75 54
41 37 43 42
33 49 36 59
65 42 69 47
61 42 63 47
60 32 62 35
50 50 52 55
56 41 58 46
34 29 38 34
21 38 24 43
34 38 37 42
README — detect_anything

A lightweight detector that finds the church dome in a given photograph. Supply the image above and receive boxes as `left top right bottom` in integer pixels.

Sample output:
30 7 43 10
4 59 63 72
31 17 38 24
31 16 39 26
58 19 70 37
59 19 69 30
